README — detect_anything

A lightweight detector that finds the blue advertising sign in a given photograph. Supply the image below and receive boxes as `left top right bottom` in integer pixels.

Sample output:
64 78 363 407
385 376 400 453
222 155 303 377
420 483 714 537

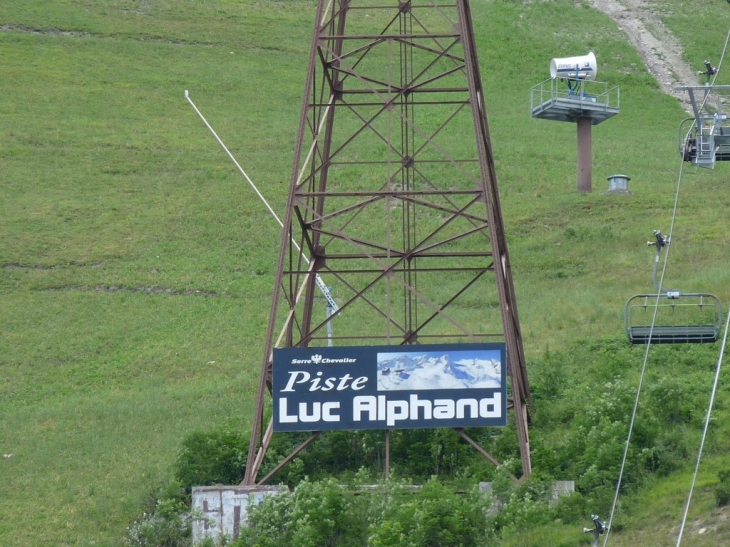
272 343 507 432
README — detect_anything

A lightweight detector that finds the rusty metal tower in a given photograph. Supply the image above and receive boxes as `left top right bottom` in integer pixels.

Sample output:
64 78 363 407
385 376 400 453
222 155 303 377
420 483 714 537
244 0 531 484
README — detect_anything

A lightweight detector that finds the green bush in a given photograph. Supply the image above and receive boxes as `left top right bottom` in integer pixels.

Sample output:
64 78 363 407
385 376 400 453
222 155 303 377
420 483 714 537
237 477 368 547
648 378 697 424
236 477 492 547
554 492 589 524
369 478 492 547
266 428 499 484
715 469 730 507
642 428 691 476
174 427 250 492
716 484 730 508
126 498 192 547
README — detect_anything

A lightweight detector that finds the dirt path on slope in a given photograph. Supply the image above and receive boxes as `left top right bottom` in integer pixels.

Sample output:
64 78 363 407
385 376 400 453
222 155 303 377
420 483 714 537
586 0 699 108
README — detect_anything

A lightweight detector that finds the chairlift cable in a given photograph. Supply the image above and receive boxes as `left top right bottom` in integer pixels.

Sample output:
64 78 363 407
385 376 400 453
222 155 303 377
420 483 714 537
673 26 730 546
604 25 730 546
715 27 730 85
676 311 730 546
602 155 686 547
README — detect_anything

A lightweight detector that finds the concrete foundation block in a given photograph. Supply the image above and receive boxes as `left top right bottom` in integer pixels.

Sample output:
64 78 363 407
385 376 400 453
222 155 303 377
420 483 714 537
192 485 287 545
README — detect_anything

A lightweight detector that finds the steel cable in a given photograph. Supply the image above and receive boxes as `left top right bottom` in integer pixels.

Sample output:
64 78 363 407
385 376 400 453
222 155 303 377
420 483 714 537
673 27 730 546
602 146 686 547
675 311 730 546
603 24 730 546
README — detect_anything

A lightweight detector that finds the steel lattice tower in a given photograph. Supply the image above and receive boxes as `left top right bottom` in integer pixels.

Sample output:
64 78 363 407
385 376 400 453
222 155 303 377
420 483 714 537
244 0 531 484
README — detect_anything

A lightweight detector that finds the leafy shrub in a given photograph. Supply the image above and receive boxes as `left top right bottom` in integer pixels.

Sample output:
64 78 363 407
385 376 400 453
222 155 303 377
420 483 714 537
497 492 555 542
267 430 382 483
372 478 492 547
648 376 703 425
488 471 561 538
174 427 249 492
235 476 492 547
237 477 368 547
716 484 730 507
716 469 730 507
554 491 589 524
126 498 193 547
642 428 691 476
389 429 473 479
530 349 567 403
267 428 497 484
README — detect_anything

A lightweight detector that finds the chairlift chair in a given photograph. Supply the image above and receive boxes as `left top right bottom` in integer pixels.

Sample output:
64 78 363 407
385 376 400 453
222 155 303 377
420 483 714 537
625 293 722 344
676 83 730 169
624 231 723 344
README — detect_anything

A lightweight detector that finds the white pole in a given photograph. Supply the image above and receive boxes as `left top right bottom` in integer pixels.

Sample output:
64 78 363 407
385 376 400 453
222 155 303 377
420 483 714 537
185 90 284 227
184 90 339 317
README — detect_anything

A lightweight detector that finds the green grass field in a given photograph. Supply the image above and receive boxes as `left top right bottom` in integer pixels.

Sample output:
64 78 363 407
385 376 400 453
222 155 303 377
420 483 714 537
1 1 729 546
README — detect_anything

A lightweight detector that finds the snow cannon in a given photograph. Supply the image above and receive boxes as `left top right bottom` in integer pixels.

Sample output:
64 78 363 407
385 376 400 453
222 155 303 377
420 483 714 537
531 51 619 192
550 52 597 80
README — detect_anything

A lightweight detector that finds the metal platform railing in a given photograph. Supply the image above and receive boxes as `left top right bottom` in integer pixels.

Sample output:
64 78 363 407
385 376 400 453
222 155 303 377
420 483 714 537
530 78 620 123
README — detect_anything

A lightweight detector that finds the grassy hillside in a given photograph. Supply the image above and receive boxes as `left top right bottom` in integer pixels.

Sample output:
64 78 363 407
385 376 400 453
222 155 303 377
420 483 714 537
1 1 728 546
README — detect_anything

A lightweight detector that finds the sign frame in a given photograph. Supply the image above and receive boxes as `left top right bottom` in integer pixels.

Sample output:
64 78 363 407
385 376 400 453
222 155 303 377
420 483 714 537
272 343 507 432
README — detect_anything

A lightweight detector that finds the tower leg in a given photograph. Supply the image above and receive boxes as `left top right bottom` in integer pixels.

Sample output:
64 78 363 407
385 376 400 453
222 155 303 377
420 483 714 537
384 430 390 480
577 117 592 192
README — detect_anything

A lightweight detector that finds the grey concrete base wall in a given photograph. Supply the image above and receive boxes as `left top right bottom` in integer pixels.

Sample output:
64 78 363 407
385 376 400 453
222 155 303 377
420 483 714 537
192 485 287 545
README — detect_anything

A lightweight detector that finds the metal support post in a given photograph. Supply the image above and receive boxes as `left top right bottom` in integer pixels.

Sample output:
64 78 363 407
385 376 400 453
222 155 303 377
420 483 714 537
577 117 592 192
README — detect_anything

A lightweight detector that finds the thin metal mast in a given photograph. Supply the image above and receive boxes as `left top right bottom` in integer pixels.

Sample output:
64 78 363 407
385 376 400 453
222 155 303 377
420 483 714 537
244 0 531 485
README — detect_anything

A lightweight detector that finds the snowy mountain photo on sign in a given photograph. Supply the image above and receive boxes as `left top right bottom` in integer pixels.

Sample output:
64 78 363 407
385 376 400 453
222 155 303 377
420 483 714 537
376 350 502 391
